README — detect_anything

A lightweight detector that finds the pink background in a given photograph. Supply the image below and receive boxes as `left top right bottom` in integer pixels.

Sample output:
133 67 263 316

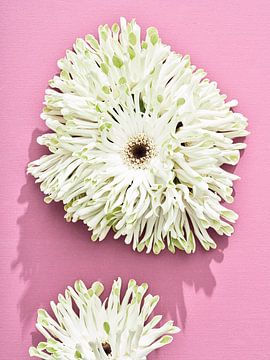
1 1 270 359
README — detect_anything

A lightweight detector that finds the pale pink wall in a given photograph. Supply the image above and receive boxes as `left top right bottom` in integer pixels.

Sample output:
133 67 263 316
1 0 270 359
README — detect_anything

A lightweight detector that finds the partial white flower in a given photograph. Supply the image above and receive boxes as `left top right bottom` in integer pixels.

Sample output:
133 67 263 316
28 17 248 254
29 278 180 359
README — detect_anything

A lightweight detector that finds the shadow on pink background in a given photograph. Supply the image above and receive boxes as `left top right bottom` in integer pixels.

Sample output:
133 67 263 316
1 1 270 359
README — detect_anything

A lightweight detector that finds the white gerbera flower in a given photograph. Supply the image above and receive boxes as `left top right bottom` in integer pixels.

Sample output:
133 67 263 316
28 17 248 254
29 278 180 359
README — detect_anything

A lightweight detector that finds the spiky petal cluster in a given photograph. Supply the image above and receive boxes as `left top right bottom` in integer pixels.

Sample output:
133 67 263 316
28 17 248 254
29 278 180 359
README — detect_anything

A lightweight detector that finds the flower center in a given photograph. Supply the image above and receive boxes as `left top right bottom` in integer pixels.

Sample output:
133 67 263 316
102 342 112 356
122 133 157 169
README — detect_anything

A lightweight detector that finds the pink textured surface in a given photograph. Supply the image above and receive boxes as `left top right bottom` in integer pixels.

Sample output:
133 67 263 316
1 0 270 359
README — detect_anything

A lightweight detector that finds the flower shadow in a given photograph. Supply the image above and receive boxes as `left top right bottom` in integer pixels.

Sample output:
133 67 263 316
14 129 230 347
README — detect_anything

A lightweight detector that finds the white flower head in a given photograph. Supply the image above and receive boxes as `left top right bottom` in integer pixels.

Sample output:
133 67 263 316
28 17 248 254
29 278 180 359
